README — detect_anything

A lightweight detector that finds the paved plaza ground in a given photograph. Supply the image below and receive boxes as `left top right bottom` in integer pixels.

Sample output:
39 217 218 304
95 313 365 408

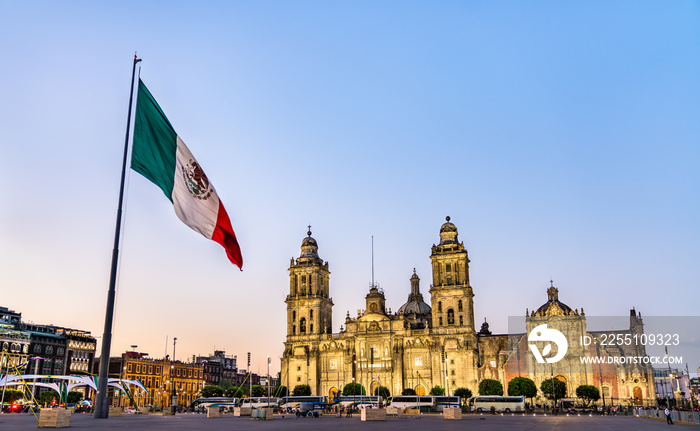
0 412 695 431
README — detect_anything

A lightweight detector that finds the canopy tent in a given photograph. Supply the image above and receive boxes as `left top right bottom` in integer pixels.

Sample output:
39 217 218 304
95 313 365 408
0 374 155 406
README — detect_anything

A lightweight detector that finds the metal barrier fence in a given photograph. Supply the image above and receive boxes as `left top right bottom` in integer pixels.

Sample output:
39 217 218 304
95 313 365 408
634 408 700 425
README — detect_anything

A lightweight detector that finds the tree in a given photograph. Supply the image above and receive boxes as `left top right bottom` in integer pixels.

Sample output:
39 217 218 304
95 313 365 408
342 382 366 396
3 389 24 404
575 385 600 407
251 385 265 397
40 390 59 406
401 388 417 396
429 386 445 396
453 387 473 405
374 386 390 399
292 384 311 396
225 386 244 398
273 385 288 398
67 391 84 404
540 378 566 401
201 385 224 398
508 377 537 402
478 379 504 396
220 380 233 390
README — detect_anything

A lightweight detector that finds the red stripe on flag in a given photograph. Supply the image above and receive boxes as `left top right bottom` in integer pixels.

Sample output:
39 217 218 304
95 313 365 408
211 201 243 269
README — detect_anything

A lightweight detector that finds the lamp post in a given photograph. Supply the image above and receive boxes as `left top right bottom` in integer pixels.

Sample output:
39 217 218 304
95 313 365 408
120 364 126 407
171 338 177 412
353 351 357 408
599 375 606 415
551 365 556 415
267 356 271 408
352 377 356 410
247 352 251 399
370 348 375 397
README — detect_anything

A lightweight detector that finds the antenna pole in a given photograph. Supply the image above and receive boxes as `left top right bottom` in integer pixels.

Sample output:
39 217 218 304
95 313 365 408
371 236 375 288
94 54 141 419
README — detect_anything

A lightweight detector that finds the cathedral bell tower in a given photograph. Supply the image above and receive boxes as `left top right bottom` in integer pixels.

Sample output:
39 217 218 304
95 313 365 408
282 228 333 396
429 217 475 333
285 228 333 337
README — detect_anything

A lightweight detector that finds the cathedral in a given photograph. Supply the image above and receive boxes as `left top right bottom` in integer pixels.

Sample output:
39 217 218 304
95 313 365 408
281 217 656 405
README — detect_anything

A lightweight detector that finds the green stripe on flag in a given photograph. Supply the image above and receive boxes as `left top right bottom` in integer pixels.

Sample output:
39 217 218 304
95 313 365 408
132 79 178 202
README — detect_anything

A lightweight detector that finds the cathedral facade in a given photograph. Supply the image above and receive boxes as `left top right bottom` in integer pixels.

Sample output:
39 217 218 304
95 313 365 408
281 218 656 405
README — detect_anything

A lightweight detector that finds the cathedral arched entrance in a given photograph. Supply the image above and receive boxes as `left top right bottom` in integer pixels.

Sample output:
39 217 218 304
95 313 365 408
414 385 426 396
633 387 643 406
555 375 568 397
369 380 379 397
329 387 339 401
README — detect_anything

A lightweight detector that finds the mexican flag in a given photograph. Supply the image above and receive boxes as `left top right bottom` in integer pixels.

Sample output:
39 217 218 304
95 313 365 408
131 79 243 269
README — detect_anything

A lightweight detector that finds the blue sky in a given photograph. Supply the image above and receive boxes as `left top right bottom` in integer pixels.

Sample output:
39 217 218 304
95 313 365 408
1 1 698 375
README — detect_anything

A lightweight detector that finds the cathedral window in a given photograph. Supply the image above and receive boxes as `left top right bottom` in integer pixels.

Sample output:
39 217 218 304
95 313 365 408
300 318 307 334
458 300 463 312
459 315 463 326
447 309 455 325
310 310 313 319
446 263 451 272
439 317 443 326
292 325 296 335
293 310 296 321
438 301 442 312
310 324 314 333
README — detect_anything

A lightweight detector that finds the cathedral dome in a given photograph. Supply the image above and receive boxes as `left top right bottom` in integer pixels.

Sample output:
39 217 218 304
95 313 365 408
534 282 574 317
397 269 431 316
439 216 459 245
299 228 319 259
440 216 457 233
301 235 317 247
397 299 431 316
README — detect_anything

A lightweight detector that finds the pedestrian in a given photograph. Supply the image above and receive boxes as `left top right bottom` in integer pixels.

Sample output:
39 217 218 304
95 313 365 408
665 407 673 425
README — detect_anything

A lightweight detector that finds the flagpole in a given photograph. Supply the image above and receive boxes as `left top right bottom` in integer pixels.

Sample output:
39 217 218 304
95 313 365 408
94 54 141 419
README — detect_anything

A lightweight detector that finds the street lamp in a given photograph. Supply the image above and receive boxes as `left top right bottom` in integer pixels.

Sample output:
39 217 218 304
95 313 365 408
353 352 357 409
267 356 271 408
599 375 606 414
551 365 556 415
171 338 177 412
352 377 356 410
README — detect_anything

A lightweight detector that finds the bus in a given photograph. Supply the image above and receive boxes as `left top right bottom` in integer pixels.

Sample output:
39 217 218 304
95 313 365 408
434 396 460 411
279 396 327 412
468 396 524 413
240 397 281 409
191 397 239 411
387 396 435 411
336 396 381 409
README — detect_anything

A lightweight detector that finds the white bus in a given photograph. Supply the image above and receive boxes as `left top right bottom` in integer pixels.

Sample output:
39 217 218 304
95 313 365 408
191 397 239 411
468 396 524 413
336 396 381 409
388 396 435 411
240 397 281 408
434 396 460 411
279 396 327 412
